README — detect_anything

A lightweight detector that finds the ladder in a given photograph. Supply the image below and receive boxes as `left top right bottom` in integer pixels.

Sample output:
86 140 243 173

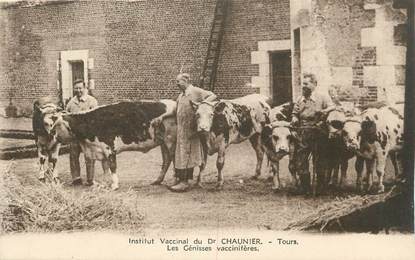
199 0 229 91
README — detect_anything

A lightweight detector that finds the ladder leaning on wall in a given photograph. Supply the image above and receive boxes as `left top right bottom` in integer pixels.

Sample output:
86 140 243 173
199 0 229 91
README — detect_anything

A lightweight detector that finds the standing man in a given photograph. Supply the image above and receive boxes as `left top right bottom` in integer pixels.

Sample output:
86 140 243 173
66 79 98 186
170 73 217 192
291 73 334 195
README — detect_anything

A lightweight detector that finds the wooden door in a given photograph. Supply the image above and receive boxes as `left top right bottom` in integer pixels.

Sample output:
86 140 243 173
271 51 292 106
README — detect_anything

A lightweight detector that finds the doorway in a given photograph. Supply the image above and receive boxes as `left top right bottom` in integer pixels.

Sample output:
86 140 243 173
60 50 89 106
70 61 84 85
270 50 292 106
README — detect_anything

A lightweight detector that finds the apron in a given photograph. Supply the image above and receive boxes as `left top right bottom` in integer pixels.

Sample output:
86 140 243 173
175 93 203 169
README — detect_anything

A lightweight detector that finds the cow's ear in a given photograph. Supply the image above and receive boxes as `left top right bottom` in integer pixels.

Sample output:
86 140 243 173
260 125 272 143
189 100 200 110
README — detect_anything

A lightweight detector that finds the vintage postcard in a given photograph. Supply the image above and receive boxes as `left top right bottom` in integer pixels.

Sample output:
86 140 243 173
0 0 414 259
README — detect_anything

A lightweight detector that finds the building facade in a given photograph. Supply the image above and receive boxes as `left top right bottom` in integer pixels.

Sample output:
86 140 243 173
290 0 407 106
0 0 407 114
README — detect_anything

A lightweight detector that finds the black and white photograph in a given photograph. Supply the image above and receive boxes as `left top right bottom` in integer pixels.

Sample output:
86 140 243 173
0 0 414 259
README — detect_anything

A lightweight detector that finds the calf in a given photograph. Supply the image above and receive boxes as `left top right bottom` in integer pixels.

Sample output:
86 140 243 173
358 105 403 193
260 102 297 191
192 94 271 189
42 100 176 189
33 99 63 182
325 109 355 189
343 105 404 193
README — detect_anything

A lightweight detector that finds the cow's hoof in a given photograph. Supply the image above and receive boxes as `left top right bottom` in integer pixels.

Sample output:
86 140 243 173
111 184 120 191
250 175 259 180
195 182 205 189
271 186 280 192
215 184 224 191
266 176 273 182
38 177 46 183
151 180 163 185
377 185 385 193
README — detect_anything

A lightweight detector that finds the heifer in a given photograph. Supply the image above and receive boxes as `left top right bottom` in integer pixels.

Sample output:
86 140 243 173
43 100 176 189
260 102 297 191
325 109 355 189
114 115 176 185
115 114 209 186
343 105 404 193
191 94 271 189
33 99 63 182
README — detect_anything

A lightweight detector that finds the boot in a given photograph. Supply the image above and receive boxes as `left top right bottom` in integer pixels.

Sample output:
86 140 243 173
169 170 190 192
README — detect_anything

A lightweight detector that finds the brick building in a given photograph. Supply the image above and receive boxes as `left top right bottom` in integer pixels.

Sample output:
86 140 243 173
0 0 407 113
290 0 407 106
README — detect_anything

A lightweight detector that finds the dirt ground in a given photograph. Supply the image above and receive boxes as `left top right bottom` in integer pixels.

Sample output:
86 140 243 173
1 140 397 232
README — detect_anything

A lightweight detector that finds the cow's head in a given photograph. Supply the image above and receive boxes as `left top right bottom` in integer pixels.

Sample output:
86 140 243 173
33 102 61 134
326 110 346 139
263 121 292 154
342 118 362 150
191 100 217 132
361 119 378 144
43 112 73 143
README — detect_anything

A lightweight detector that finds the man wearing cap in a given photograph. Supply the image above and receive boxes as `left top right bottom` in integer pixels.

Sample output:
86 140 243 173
66 79 98 186
170 73 217 192
291 73 334 195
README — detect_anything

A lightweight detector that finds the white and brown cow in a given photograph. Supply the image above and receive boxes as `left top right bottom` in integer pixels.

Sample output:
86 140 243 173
191 94 271 189
260 102 297 191
40 99 176 189
342 104 404 193
33 99 63 183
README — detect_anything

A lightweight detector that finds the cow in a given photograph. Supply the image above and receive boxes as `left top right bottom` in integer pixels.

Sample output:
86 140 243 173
342 104 404 193
260 102 297 191
33 98 63 183
114 111 209 187
41 99 176 190
325 109 356 190
191 93 271 189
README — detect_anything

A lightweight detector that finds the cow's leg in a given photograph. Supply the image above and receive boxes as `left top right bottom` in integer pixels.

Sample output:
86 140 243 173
216 143 226 190
389 150 402 181
333 164 341 188
100 159 112 189
101 159 110 175
151 144 172 185
69 142 82 184
196 139 208 188
85 157 96 186
109 153 119 190
375 149 387 193
365 159 375 193
48 143 61 183
37 148 48 182
327 160 338 188
339 159 348 189
355 156 364 192
288 142 298 188
249 133 264 179
271 161 281 191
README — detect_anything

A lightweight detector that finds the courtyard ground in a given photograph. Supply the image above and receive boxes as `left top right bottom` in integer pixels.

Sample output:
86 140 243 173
0 139 397 233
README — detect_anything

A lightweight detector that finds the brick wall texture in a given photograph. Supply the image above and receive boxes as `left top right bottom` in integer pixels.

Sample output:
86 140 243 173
0 0 290 107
